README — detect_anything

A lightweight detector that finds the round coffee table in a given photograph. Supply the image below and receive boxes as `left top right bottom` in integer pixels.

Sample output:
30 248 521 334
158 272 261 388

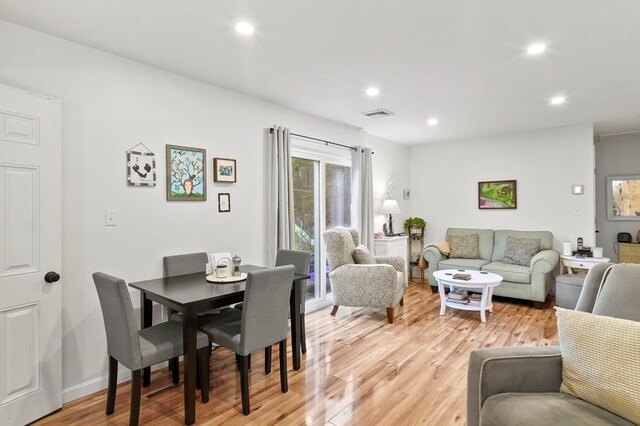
433 269 503 323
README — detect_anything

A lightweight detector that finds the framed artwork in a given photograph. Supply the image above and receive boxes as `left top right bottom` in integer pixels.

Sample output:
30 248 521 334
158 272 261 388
478 180 517 209
213 158 237 183
606 175 640 220
166 144 206 201
218 193 231 212
126 145 156 187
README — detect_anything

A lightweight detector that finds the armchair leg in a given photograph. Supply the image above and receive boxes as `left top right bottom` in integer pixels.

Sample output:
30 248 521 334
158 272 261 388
106 356 118 415
265 346 272 374
330 305 339 316
130 370 141 426
399 297 404 306
430 285 438 293
239 355 251 415
279 340 288 393
386 307 395 324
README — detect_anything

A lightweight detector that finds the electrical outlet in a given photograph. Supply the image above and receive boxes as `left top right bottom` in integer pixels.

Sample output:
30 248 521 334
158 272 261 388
105 209 117 226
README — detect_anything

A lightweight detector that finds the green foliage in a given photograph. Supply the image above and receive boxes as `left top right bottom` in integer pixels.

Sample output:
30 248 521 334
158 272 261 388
404 217 426 230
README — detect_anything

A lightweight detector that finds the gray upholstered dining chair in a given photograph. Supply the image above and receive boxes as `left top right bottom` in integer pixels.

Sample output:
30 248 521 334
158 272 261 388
199 265 296 415
93 272 210 426
235 249 312 355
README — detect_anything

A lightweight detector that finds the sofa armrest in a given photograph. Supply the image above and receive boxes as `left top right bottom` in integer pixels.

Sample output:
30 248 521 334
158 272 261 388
375 255 405 273
529 249 559 274
330 264 402 307
467 346 562 426
423 246 446 264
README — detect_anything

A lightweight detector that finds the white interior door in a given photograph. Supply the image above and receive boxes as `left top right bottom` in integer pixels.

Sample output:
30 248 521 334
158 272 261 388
0 85 62 424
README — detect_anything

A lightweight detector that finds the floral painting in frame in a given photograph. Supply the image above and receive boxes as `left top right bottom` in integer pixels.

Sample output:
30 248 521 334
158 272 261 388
166 144 206 201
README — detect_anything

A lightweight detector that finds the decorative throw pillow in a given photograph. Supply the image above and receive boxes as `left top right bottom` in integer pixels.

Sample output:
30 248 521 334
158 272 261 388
503 237 540 266
556 307 640 425
447 234 479 259
352 244 376 264
428 242 451 256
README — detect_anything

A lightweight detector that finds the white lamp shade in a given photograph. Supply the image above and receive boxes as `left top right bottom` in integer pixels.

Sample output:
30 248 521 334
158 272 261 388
379 199 401 214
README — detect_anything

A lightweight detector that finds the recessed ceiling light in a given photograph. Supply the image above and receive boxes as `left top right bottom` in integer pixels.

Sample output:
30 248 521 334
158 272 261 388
366 87 380 96
427 118 439 126
235 22 254 35
550 96 566 105
527 43 546 55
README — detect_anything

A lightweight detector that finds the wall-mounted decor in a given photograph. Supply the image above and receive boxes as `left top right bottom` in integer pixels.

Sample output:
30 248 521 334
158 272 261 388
606 175 640 221
126 143 156 186
218 193 231 212
213 158 237 183
166 144 206 201
478 180 517 209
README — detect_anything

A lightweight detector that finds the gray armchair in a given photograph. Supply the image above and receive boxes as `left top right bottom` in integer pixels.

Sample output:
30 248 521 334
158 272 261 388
467 262 639 426
322 227 405 324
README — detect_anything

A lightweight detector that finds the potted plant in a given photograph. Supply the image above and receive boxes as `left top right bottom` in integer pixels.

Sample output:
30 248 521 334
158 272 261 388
404 217 426 236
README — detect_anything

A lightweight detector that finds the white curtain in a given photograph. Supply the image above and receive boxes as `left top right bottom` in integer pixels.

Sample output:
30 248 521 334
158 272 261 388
351 147 375 250
266 125 294 266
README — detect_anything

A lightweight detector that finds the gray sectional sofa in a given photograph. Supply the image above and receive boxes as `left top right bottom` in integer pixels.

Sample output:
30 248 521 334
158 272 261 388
423 228 560 305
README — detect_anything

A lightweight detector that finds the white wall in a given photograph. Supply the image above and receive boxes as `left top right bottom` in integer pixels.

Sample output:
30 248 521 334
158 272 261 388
410 124 596 250
0 21 411 401
595 133 640 261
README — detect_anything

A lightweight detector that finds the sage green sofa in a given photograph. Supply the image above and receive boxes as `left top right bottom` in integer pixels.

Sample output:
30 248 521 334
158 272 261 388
423 228 560 305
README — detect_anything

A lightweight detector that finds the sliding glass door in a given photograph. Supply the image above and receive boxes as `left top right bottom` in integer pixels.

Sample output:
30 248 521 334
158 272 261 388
292 145 351 312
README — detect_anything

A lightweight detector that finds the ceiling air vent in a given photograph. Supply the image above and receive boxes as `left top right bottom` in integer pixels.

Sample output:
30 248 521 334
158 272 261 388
362 108 394 119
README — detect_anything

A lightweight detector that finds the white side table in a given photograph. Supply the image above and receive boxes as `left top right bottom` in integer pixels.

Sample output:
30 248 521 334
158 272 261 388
433 269 503 323
559 255 611 275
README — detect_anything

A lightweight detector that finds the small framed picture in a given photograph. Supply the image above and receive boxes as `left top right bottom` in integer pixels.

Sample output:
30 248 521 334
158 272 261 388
126 149 156 187
166 144 206 201
218 193 231 212
213 158 237 183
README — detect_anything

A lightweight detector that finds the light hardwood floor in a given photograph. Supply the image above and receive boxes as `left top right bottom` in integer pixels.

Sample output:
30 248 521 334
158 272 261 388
34 279 559 425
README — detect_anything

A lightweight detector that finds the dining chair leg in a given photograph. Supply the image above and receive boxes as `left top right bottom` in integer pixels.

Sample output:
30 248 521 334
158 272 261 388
130 369 142 426
279 340 288 393
300 313 307 354
331 305 339 316
265 346 272 374
171 358 179 385
197 347 209 403
106 356 118 415
239 354 251 415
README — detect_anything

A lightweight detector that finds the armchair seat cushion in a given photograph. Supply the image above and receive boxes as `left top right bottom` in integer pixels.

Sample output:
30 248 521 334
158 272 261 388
482 262 531 284
482 392 636 426
439 258 490 270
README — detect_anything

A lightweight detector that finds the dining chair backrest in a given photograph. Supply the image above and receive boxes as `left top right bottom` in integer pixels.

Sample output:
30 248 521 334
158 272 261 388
239 265 295 355
163 252 208 277
93 272 142 371
275 249 311 313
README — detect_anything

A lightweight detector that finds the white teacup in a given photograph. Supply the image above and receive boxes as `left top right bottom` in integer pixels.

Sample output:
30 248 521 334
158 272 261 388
215 264 228 278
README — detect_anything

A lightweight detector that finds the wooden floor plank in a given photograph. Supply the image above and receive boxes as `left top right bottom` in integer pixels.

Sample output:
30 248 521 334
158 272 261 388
34 279 559 425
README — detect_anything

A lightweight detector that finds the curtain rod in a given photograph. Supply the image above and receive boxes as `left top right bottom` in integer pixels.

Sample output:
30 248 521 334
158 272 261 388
269 128 373 154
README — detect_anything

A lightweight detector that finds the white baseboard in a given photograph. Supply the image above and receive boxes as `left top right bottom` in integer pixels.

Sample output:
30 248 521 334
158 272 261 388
62 362 169 404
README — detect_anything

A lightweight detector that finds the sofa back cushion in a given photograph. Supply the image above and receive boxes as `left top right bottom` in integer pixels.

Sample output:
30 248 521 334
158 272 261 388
492 230 553 262
446 228 494 261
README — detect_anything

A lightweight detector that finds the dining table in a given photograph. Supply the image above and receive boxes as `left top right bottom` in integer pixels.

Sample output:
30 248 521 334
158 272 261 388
129 264 309 425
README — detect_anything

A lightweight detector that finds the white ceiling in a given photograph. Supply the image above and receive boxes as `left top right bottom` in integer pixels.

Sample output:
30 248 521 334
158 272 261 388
1 0 639 145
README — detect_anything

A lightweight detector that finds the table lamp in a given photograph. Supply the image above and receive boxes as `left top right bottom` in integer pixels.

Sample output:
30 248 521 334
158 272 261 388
379 199 401 235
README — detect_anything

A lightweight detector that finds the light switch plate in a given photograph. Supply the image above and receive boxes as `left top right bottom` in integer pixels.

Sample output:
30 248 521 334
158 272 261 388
105 209 117 226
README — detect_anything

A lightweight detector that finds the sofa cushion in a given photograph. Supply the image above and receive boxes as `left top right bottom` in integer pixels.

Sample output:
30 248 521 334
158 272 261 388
556 307 640 425
352 244 376 264
482 262 531 284
447 233 479 259
492 230 553 262
439 258 490 270
446 228 494 260
482 392 636 426
503 236 540 266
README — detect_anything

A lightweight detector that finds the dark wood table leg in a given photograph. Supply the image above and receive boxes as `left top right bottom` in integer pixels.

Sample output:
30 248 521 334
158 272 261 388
183 308 197 425
140 292 152 387
290 280 301 370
